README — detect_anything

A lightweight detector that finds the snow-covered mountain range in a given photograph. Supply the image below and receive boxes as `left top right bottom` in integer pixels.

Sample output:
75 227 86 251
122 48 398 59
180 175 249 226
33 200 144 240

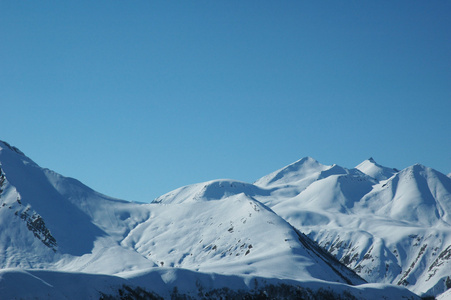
253 157 451 297
154 157 451 298
0 140 448 299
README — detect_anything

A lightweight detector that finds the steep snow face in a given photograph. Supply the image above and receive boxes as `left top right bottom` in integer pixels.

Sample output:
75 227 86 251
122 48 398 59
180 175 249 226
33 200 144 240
0 141 156 273
0 142 104 257
0 141 152 242
42 168 151 239
355 157 398 181
0 176 58 268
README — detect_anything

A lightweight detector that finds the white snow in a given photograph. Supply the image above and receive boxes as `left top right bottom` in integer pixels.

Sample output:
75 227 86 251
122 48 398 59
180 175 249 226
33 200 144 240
437 288 451 300
1 141 447 298
0 268 421 300
355 157 398 181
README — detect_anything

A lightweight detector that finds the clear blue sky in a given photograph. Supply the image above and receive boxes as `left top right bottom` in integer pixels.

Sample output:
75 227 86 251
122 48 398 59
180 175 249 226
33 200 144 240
1 1 450 202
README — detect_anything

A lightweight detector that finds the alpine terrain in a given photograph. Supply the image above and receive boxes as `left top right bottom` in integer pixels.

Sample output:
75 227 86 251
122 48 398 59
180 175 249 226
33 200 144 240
0 140 447 299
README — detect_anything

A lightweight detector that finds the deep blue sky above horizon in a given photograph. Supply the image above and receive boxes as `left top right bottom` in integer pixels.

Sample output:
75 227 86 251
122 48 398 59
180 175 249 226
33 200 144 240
1 1 450 202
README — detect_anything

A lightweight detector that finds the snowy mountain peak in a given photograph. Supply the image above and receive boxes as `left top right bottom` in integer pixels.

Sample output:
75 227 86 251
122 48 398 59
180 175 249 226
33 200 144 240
402 163 437 177
0 141 447 298
254 156 329 187
298 156 318 163
360 163 451 226
355 157 398 181
152 179 270 204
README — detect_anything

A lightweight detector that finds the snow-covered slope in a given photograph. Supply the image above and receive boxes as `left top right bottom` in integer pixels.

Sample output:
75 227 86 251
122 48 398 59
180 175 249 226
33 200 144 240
1 140 422 299
0 267 421 300
155 154 451 297
0 141 157 276
147 154 451 297
252 157 451 297
253 157 329 188
126 193 365 285
356 164 451 226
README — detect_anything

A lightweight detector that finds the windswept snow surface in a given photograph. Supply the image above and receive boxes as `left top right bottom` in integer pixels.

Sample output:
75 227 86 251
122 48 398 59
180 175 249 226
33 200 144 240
0 140 446 298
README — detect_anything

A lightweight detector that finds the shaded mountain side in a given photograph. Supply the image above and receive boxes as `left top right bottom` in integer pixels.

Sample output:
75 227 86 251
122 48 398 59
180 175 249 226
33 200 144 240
0 141 105 256
293 227 363 285
0 268 421 300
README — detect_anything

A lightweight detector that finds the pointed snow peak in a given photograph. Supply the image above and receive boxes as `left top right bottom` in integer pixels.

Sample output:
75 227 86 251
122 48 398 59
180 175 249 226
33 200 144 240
356 157 379 168
355 157 397 181
284 157 320 168
298 156 317 163
254 156 329 187
288 156 322 170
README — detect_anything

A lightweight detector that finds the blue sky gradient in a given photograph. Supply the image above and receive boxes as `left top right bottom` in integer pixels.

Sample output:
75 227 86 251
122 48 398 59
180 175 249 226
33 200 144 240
1 1 450 202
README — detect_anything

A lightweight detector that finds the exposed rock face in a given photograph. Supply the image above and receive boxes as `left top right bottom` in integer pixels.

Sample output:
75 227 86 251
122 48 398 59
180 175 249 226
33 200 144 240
19 208 57 251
